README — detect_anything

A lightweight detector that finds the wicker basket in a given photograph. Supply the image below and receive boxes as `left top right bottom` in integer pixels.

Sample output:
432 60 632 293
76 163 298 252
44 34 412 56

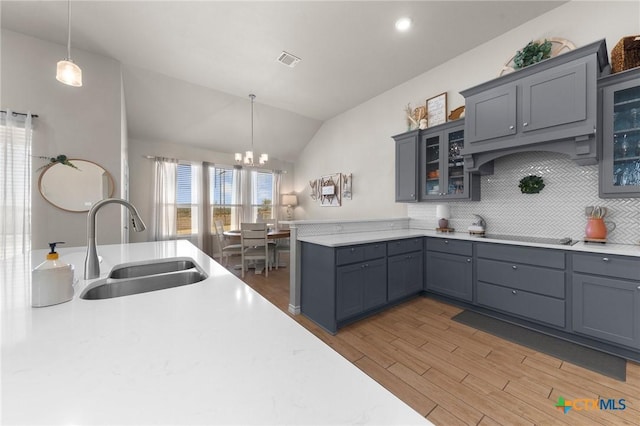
611 35 640 73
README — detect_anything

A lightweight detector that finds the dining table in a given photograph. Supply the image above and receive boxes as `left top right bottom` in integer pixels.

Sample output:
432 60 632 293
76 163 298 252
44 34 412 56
222 229 291 241
222 228 291 272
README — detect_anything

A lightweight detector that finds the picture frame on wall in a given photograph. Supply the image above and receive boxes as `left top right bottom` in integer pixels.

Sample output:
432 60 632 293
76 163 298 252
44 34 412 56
426 92 448 127
319 173 342 207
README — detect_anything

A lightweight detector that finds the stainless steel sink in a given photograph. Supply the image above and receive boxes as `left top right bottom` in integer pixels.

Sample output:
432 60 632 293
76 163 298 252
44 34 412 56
80 258 207 300
109 258 197 279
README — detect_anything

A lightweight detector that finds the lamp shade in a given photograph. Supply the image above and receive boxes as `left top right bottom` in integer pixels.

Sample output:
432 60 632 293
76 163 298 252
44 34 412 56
282 194 298 207
56 59 82 87
435 204 450 219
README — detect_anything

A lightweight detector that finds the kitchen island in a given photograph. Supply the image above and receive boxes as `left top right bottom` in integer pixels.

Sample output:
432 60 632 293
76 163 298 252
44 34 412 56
1 240 431 425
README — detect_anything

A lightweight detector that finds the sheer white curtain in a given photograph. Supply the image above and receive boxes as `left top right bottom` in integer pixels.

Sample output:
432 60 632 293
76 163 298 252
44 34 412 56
232 167 247 229
1 110 32 260
189 162 203 249
272 171 282 229
152 157 178 241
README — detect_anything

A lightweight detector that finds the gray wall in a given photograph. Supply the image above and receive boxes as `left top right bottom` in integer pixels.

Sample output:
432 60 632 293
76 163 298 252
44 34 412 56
1 29 124 249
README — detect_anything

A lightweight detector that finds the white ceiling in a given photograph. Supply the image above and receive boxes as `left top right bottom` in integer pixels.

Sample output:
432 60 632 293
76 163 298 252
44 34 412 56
1 1 566 162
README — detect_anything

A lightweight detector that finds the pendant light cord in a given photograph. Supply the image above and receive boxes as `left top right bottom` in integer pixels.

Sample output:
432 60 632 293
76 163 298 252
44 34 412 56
66 0 72 59
250 93 255 153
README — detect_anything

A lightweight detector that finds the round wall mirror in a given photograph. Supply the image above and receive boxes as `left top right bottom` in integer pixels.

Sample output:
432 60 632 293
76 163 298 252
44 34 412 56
38 159 115 212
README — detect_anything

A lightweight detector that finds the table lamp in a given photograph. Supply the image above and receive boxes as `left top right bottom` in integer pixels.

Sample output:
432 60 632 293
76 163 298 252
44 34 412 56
282 194 298 220
436 204 450 230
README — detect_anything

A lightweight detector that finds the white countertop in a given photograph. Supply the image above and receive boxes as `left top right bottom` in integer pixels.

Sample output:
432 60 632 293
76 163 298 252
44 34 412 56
1 240 430 425
297 229 640 257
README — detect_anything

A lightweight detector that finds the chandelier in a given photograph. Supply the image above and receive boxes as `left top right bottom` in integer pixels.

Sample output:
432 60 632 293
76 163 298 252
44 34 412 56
235 94 268 166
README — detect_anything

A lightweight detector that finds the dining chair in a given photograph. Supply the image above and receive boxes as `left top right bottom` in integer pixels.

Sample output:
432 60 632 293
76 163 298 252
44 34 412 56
214 220 242 267
273 236 290 270
240 222 273 278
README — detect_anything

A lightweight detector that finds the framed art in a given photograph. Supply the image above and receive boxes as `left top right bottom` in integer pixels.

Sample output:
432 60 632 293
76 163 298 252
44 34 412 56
319 173 342 207
426 92 448 127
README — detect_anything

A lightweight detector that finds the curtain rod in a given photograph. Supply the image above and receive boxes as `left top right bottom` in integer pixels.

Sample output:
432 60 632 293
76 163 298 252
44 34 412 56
1 110 39 118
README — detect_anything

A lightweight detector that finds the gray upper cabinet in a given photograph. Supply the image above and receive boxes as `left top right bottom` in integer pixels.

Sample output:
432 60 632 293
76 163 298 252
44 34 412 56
464 85 517 143
420 121 480 201
393 129 419 202
461 39 609 173
599 67 640 198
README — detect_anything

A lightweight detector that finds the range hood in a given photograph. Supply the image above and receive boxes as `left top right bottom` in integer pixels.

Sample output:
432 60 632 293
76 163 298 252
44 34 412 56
459 39 609 174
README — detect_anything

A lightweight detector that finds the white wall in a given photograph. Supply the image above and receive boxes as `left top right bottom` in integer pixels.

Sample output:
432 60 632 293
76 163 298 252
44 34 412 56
128 138 295 243
1 30 124 249
293 1 640 220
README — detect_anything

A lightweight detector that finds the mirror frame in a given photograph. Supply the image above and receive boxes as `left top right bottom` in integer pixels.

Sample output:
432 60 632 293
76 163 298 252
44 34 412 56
38 159 115 212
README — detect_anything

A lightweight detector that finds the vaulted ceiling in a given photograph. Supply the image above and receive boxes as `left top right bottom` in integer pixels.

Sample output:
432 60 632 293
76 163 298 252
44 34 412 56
2 1 566 162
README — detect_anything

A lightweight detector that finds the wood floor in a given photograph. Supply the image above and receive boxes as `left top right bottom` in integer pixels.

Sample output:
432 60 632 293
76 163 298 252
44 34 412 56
238 264 640 425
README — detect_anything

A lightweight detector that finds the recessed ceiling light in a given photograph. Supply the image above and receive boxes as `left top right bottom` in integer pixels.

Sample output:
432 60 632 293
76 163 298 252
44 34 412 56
395 17 412 32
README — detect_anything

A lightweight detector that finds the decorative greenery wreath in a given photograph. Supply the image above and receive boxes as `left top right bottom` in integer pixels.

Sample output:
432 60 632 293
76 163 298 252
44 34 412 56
513 39 552 69
518 175 545 194
36 154 78 172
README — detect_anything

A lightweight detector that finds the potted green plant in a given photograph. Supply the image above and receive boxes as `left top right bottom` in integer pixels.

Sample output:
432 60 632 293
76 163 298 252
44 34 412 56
513 39 552 69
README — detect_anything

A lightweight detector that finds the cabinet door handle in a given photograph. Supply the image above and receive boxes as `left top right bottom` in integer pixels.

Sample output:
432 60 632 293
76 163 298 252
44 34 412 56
444 240 449 244
365 263 369 267
361 264 365 269
523 122 528 127
512 265 517 270
509 125 514 130
512 290 518 295
410 193 415 198
350 248 355 253
602 257 609 262
637 286 640 290
466 259 471 263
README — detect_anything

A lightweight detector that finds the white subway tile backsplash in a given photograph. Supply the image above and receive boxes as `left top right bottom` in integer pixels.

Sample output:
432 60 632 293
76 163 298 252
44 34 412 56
408 152 640 245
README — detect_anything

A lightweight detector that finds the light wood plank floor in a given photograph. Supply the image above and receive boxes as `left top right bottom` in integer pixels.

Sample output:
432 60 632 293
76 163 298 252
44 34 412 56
238 264 640 425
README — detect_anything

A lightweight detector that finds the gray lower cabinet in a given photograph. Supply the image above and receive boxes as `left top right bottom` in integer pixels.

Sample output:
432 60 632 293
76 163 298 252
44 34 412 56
475 243 566 328
301 238 423 333
425 238 473 302
572 253 640 349
336 258 386 320
393 130 419 202
387 238 424 302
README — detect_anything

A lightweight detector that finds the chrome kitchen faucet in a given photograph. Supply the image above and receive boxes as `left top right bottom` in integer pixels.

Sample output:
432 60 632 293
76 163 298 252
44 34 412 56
84 198 146 279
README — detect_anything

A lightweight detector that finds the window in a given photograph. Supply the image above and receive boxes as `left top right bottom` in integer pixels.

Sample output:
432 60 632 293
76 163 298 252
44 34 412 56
209 166 240 231
251 171 273 223
208 166 277 231
176 163 200 236
0 113 32 260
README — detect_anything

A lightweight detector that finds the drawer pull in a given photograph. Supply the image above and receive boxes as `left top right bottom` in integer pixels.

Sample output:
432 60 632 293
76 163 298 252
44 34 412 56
637 286 640 290
444 240 449 244
602 257 609 262
350 248 355 253
523 122 528 127
466 258 471 263
512 290 517 295
512 265 517 270
509 125 514 130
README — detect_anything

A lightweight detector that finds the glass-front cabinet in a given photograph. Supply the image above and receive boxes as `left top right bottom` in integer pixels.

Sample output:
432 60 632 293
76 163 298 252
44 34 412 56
600 68 640 198
420 121 479 201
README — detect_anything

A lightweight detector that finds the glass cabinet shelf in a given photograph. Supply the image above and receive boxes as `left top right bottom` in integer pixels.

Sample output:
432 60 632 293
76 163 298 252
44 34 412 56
600 68 640 198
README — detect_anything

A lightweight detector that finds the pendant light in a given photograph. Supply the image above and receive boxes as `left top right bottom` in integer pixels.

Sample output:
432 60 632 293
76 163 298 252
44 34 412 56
235 94 268 167
56 0 82 87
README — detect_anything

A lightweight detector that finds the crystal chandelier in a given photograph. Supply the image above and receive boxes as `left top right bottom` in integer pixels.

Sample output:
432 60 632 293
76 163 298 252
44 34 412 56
56 0 82 87
235 94 268 166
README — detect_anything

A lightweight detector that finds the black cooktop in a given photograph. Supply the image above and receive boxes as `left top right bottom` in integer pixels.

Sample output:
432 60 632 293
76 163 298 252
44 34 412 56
478 234 578 246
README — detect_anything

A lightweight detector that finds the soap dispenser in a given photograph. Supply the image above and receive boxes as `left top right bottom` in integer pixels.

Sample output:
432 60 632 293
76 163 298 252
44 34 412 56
31 242 74 307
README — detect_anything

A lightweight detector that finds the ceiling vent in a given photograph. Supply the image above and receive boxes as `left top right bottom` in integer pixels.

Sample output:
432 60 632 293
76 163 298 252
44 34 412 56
277 51 302 68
